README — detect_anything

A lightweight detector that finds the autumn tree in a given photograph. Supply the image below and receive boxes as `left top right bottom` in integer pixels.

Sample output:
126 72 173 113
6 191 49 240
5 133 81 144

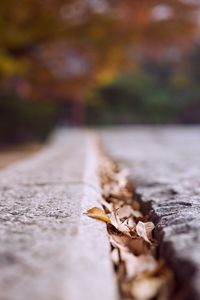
0 0 199 124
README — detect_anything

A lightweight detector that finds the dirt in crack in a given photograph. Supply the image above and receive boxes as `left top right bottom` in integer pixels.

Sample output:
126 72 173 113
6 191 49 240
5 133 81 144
85 153 175 300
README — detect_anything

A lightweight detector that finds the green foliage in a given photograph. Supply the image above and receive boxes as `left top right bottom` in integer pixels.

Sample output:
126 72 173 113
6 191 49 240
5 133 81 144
86 66 200 125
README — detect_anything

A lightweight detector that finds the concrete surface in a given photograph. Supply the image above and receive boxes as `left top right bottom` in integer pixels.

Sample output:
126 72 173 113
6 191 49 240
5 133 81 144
2 126 200 300
101 126 200 299
0 129 118 300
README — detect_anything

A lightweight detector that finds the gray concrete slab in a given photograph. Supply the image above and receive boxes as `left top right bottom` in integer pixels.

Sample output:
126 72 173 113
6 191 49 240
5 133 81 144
100 126 200 299
0 129 118 300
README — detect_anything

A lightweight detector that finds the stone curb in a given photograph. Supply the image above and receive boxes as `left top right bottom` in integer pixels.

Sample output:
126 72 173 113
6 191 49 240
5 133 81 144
0 130 118 300
100 127 200 300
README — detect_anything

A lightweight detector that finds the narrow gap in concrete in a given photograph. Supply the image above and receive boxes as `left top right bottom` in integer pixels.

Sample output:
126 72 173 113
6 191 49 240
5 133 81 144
98 152 178 300
136 192 198 300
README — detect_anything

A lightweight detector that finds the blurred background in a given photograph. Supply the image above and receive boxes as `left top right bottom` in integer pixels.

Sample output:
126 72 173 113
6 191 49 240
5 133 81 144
1 0 200 146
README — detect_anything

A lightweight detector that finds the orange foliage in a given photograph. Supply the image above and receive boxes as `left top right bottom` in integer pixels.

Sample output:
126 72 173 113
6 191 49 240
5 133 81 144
0 0 199 101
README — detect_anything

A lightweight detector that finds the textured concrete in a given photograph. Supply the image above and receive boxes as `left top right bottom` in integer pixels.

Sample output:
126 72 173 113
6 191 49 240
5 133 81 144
101 126 200 299
0 129 118 300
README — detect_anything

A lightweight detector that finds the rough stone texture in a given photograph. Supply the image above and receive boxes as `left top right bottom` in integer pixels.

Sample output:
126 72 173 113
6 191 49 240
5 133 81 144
0 129 118 300
101 126 200 299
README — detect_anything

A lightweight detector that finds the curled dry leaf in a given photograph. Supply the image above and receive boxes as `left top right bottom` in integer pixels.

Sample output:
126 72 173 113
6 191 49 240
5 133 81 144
115 168 130 188
117 205 142 219
136 221 155 243
130 262 174 300
116 205 133 218
111 248 120 265
131 277 163 300
109 211 120 228
107 223 150 255
109 211 133 236
123 216 135 231
121 252 158 280
136 255 158 275
84 207 111 223
132 199 140 211
120 251 139 279
109 235 128 252
100 198 113 213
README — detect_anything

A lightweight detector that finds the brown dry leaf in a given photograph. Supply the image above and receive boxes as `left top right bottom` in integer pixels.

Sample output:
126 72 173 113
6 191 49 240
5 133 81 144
128 237 151 256
109 211 120 228
85 207 111 223
123 216 135 231
117 205 133 218
107 223 150 255
136 255 158 275
131 277 163 300
132 200 140 211
144 260 174 284
136 221 155 243
108 223 131 250
117 260 127 282
115 168 130 188
117 205 142 219
111 248 120 265
111 200 124 210
121 252 158 279
109 205 140 236
117 223 133 236
109 235 128 251
100 198 113 213
120 251 139 279
109 210 133 236
132 262 174 300
118 220 136 237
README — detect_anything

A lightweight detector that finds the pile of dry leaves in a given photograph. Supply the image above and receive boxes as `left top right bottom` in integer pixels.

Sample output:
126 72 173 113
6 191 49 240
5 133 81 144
85 155 174 300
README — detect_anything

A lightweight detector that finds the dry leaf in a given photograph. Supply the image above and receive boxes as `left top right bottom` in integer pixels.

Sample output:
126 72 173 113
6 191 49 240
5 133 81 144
132 200 140 211
122 216 136 232
115 168 130 188
117 205 133 218
85 207 111 223
128 237 151 256
100 198 113 212
117 205 142 219
107 223 150 255
109 210 133 236
109 211 120 228
120 251 139 279
109 205 141 236
109 235 128 251
131 277 163 300
136 221 155 243
120 252 158 279
111 248 120 265
136 255 158 275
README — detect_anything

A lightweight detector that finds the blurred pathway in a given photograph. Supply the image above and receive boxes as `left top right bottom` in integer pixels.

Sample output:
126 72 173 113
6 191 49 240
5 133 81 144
0 143 42 169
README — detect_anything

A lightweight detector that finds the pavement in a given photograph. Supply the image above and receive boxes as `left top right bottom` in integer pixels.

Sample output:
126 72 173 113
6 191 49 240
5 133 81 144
100 126 200 300
1 126 200 300
0 129 118 300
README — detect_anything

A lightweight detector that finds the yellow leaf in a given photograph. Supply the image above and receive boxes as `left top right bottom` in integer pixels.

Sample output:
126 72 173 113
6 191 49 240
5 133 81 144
85 207 111 223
